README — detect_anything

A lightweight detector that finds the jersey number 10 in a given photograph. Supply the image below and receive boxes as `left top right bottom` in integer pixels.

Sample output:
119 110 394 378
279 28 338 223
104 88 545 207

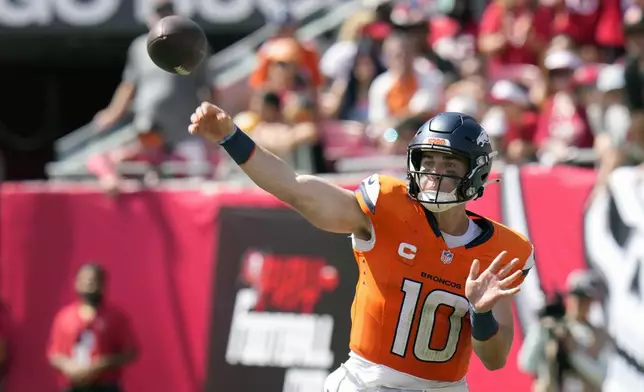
391 279 470 362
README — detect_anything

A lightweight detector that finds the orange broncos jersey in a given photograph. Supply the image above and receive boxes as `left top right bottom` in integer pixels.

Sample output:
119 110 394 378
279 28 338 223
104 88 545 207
350 174 535 382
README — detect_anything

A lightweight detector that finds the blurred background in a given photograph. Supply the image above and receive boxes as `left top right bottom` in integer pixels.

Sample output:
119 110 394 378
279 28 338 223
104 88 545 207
0 0 643 391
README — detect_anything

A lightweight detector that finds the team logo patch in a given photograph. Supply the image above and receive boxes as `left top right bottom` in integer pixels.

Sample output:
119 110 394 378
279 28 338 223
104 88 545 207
476 130 490 147
440 250 454 264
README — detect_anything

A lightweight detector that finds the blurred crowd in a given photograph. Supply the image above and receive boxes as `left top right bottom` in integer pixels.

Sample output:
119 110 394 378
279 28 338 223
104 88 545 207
84 0 644 198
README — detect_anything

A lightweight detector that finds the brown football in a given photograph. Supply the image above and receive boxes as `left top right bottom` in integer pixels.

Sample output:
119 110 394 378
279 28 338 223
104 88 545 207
147 15 208 75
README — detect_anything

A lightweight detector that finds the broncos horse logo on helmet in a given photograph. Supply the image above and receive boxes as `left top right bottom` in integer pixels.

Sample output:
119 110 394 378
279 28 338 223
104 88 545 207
407 112 496 212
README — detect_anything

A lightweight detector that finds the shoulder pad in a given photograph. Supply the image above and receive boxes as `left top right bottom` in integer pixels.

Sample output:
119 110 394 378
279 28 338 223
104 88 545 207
490 221 535 275
356 174 406 216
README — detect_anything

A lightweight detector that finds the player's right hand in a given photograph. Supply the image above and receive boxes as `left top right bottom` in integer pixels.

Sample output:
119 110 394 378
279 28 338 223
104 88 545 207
189 102 235 143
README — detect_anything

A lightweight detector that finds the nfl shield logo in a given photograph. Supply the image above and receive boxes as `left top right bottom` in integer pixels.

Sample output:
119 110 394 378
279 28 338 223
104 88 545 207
441 250 454 264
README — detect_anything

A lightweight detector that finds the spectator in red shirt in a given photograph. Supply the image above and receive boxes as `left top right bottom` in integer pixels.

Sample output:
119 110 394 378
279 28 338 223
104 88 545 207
535 50 595 166
595 0 625 61
488 80 539 164
48 264 137 392
538 0 600 48
479 0 550 74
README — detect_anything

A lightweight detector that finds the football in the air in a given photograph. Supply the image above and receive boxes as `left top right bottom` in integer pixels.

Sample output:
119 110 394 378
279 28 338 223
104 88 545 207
147 15 208 75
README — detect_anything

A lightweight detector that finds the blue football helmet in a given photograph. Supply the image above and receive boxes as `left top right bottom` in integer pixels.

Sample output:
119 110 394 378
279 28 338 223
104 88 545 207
407 112 495 212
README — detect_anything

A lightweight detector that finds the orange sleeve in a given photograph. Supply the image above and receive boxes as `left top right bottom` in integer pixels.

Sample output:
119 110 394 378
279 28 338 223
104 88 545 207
354 174 395 219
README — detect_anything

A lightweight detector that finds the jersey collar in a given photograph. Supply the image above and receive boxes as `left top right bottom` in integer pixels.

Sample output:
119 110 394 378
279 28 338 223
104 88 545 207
422 208 494 249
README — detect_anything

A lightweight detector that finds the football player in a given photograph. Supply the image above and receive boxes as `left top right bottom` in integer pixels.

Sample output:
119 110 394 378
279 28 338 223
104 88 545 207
189 104 535 392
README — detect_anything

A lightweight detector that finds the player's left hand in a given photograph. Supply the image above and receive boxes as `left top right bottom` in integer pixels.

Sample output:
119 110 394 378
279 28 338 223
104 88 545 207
466 250 523 313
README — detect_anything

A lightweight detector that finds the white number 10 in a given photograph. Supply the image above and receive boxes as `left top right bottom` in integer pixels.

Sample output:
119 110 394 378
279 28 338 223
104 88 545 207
391 279 469 363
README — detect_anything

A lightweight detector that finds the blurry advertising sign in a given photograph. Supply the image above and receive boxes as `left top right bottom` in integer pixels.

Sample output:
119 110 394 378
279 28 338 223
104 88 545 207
205 207 357 392
0 0 339 34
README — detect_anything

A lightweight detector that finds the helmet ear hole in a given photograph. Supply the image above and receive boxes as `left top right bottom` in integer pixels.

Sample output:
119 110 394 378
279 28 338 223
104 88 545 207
458 177 472 199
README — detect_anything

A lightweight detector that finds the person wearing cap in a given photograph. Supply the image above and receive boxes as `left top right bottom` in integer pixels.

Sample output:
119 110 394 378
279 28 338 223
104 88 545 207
249 9 323 93
245 34 325 173
254 38 307 93
561 271 609 392
564 270 604 323
534 50 594 166
518 269 609 392
487 79 538 164
250 37 319 124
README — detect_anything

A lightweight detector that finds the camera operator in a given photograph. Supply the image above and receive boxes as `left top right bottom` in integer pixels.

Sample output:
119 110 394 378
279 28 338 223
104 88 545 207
518 270 610 392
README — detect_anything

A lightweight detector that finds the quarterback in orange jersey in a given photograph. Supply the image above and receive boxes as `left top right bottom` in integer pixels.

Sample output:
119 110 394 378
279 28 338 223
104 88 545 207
188 105 535 392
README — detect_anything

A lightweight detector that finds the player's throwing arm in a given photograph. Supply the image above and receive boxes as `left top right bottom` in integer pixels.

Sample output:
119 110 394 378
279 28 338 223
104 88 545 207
189 103 371 238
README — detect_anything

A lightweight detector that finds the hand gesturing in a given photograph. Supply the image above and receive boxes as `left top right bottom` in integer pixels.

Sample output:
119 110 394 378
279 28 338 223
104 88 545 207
466 251 523 313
